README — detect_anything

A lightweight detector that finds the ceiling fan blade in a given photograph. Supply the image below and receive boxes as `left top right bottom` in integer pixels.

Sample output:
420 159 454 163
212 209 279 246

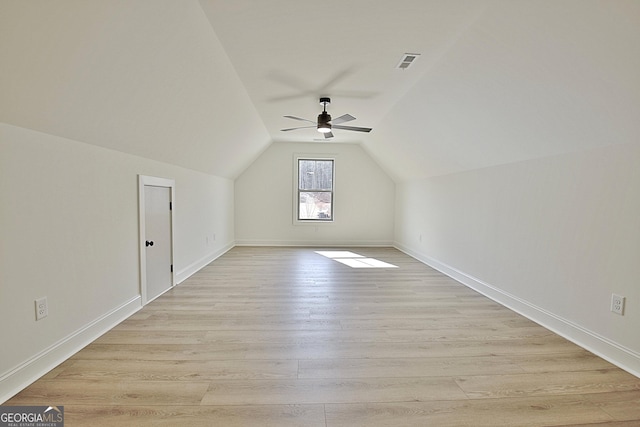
331 114 356 125
268 70 312 91
333 125 372 133
281 125 316 131
284 115 315 123
269 93 313 102
324 131 334 139
319 68 355 91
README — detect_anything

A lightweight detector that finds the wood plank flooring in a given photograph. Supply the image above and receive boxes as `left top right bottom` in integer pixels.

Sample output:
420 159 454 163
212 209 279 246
6 246 640 426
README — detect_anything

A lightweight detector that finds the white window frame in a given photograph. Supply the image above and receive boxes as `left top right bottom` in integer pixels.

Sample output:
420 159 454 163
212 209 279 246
293 155 336 224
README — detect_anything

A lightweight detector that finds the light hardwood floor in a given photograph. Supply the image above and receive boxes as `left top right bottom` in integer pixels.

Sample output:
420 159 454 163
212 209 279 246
6 247 640 426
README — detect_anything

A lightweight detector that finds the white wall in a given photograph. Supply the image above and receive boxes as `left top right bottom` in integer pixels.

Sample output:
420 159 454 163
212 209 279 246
0 123 234 401
235 141 395 246
394 142 640 376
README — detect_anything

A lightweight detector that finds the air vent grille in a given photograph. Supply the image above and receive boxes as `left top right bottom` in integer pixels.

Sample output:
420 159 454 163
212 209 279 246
396 53 420 70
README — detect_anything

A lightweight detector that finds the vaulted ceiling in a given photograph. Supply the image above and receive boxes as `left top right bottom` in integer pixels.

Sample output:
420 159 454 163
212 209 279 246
2 0 639 181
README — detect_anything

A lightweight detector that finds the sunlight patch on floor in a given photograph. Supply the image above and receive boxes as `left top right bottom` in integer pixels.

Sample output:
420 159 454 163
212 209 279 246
315 251 398 268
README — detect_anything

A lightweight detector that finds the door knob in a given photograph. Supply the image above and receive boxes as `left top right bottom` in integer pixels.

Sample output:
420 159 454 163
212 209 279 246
145 240 154 247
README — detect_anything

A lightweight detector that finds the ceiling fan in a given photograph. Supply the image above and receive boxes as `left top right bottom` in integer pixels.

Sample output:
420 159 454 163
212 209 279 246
281 97 372 139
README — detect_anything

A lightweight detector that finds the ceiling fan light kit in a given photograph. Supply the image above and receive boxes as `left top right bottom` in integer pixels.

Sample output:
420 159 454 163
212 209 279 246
317 122 332 133
282 97 372 139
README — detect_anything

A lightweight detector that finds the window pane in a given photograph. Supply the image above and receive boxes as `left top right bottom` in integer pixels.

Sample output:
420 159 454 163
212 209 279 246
299 191 332 220
299 160 333 190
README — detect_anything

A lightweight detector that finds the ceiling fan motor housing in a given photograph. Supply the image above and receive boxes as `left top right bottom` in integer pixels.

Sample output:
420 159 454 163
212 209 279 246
317 111 332 132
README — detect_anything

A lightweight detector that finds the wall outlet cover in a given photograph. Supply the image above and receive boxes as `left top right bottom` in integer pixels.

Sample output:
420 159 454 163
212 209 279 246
611 294 625 315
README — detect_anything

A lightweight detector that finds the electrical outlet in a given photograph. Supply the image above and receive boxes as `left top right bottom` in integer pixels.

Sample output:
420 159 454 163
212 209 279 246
611 294 625 315
35 297 48 321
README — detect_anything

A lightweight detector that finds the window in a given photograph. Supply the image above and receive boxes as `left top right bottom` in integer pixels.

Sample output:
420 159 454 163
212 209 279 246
297 158 334 221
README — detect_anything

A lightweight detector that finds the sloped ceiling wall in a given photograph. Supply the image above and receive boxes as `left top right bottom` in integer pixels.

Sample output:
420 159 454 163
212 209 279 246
367 0 640 180
0 0 270 179
2 0 639 181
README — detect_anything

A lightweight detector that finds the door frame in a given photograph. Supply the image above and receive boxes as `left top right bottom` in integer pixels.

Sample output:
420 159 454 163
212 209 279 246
138 175 175 305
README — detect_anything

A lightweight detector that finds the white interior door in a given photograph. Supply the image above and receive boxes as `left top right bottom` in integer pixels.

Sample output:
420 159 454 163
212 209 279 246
143 184 173 303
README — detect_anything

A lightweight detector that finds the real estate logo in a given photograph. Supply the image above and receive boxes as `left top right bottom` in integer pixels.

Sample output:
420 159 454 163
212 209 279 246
0 406 64 427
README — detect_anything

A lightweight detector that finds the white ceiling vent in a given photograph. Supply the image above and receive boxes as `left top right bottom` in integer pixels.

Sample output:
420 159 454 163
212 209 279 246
396 53 421 70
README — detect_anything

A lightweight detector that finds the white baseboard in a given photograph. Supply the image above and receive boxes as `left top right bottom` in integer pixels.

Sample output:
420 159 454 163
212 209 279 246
234 239 393 247
0 296 142 403
175 242 235 284
394 242 640 379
